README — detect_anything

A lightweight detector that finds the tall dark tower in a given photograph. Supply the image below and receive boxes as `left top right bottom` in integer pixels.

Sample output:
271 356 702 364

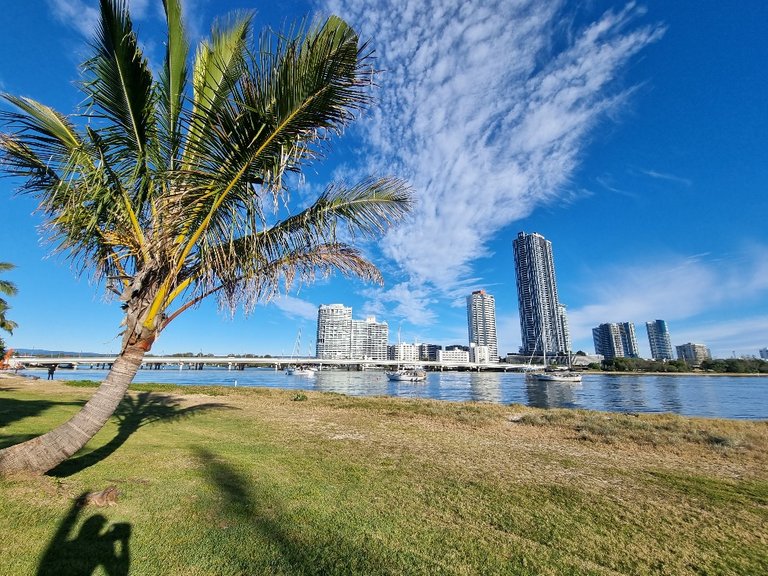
513 232 570 356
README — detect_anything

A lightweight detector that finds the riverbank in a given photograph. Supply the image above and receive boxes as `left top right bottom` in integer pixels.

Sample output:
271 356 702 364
2 376 767 574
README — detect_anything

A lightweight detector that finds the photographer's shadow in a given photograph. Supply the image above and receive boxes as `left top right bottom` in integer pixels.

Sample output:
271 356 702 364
37 495 131 576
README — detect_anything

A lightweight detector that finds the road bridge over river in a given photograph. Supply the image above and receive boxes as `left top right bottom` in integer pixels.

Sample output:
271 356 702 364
13 355 532 372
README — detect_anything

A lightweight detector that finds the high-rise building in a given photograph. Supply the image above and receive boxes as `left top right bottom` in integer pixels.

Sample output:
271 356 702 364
676 343 711 365
760 347 768 360
646 320 674 360
316 304 352 359
513 232 570 356
592 322 639 359
359 316 388 360
467 290 498 361
316 305 388 360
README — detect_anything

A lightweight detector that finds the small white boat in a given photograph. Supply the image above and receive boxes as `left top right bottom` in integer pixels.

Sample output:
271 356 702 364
286 365 318 376
386 367 427 382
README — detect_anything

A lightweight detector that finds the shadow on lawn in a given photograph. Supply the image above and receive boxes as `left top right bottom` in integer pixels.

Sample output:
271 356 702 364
194 447 383 574
0 397 86 444
50 393 230 477
37 494 132 576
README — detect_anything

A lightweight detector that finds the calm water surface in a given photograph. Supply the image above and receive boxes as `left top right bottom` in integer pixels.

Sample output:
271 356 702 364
28 367 768 420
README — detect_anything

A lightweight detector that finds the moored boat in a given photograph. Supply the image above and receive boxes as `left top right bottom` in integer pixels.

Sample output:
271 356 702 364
286 365 318 376
386 367 427 382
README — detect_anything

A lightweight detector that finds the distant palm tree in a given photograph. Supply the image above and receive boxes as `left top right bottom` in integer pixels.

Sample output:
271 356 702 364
0 0 410 475
0 262 18 335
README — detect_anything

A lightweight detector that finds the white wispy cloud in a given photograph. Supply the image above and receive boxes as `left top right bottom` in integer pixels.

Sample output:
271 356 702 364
48 0 100 37
640 169 692 187
270 295 318 321
567 246 768 355
319 0 664 321
47 0 163 37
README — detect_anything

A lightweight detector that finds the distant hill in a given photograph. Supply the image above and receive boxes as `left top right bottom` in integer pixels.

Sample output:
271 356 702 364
12 348 111 357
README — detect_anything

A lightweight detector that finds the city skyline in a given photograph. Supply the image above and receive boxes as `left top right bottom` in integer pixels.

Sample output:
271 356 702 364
0 2 766 359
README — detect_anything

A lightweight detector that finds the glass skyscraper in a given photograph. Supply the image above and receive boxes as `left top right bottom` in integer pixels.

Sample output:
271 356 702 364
513 232 570 356
646 319 674 360
466 290 498 361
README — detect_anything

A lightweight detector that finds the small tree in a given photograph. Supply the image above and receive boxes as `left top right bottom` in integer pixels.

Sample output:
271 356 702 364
0 262 18 335
0 0 411 475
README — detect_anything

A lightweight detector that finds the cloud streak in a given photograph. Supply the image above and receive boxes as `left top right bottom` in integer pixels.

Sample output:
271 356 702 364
320 0 664 321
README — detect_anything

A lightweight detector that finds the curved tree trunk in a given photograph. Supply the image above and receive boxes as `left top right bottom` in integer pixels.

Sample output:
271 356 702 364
0 342 147 476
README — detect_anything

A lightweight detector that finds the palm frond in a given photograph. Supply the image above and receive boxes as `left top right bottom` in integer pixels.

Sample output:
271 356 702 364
184 11 251 164
84 0 155 164
158 0 189 169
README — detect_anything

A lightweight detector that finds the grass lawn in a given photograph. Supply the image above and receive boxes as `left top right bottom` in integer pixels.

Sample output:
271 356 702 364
1 375 766 575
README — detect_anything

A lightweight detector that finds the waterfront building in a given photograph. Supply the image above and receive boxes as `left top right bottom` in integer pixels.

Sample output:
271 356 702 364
316 304 352 359
760 347 768 360
467 290 498 361
389 342 419 362
676 343 711 365
513 231 570 356
469 343 491 363
316 305 387 360
592 322 640 359
355 316 388 360
646 320 674 360
419 343 442 362
438 348 470 363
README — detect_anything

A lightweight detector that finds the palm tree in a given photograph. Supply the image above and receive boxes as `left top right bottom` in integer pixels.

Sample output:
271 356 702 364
0 0 411 476
0 262 18 335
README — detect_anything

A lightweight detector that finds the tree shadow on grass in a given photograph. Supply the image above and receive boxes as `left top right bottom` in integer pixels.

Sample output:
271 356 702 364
0 398 87 450
193 447 386 575
0 397 86 429
50 393 231 478
36 494 132 576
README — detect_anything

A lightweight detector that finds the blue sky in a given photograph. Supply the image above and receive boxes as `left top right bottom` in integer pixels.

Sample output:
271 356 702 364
1 0 766 359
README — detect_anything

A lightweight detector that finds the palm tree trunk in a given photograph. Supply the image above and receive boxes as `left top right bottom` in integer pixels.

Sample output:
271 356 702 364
0 342 147 476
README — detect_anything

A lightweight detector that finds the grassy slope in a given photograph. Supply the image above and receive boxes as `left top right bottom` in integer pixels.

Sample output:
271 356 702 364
1 376 766 575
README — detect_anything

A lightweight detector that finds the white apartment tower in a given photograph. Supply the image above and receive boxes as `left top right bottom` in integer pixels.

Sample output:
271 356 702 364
646 320 674 360
316 305 388 360
467 290 498 361
513 232 570 356
316 304 352 359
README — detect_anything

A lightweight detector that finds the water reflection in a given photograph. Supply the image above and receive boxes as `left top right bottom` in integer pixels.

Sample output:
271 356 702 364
600 376 648 413
525 380 579 409
468 372 502 403
653 377 683 414
30 367 768 419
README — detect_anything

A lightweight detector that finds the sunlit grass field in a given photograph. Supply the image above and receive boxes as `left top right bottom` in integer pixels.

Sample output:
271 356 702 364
1 375 766 575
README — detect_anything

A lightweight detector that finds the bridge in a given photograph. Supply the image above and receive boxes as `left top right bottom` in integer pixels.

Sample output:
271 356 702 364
12 355 534 372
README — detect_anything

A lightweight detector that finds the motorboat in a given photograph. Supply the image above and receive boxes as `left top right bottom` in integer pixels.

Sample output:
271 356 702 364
386 367 427 382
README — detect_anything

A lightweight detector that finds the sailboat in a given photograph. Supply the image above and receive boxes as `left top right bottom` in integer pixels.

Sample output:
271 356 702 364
285 328 317 376
527 330 582 384
385 324 427 382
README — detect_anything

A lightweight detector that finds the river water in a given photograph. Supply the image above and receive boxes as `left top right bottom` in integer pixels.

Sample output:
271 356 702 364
25 367 768 420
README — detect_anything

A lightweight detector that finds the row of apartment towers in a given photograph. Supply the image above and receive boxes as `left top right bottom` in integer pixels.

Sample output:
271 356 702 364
316 232 678 362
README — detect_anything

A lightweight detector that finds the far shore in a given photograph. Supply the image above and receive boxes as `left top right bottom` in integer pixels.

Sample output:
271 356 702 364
584 370 768 377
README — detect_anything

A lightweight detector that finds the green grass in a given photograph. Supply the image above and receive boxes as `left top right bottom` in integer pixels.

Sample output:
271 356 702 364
1 376 767 575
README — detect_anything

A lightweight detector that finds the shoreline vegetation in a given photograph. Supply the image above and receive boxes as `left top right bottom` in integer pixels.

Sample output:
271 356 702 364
1 375 766 575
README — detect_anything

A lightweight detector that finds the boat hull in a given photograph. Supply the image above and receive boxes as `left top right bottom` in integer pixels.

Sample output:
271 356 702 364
386 370 427 382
